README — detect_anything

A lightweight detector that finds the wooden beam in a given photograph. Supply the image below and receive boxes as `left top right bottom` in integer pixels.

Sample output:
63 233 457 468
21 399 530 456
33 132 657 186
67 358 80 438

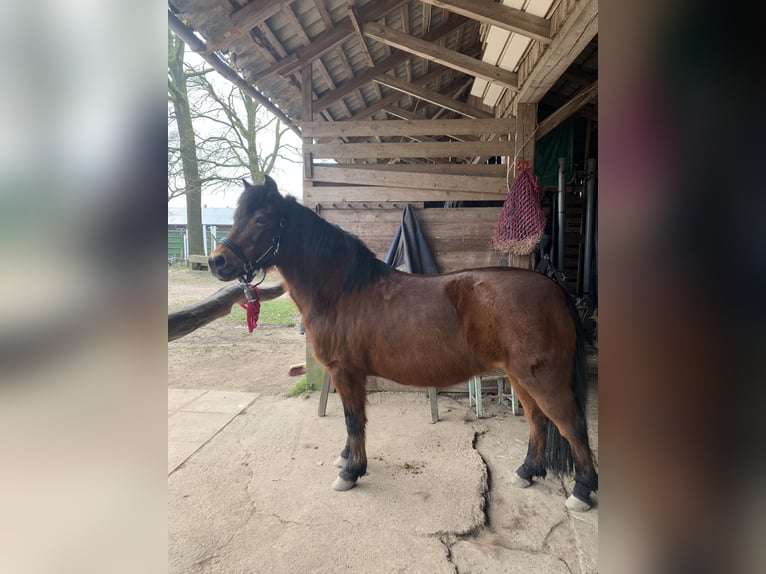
536 82 597 140
302 118 515 137
382 107 481 141
338 163 506 175
302 65 314 179
304 186 506 203
253 0 407 83
312 164 507 194
420 0 551 44
307 140 509 159
311 16 467 114
315 67 453 142
516 102 536 168
517 0 598 103
375 74 492 118
314 0 334 30
363 22 518 90
205 0 291 54
347 3 375 68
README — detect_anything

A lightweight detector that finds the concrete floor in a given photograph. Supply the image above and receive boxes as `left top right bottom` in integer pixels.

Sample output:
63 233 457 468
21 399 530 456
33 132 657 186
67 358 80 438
168 387 598 573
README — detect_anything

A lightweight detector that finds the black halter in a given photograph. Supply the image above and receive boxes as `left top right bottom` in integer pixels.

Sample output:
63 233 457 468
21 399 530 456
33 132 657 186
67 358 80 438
220 218 285 283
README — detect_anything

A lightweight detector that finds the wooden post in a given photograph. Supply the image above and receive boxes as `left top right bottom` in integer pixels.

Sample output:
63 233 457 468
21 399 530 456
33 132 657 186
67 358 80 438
508 102 537 270
301 64 314 183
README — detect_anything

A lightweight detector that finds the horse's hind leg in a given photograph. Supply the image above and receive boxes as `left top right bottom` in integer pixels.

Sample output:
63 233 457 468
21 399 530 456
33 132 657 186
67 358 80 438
525 378 598 511
510 383 549 487
330 369 368 491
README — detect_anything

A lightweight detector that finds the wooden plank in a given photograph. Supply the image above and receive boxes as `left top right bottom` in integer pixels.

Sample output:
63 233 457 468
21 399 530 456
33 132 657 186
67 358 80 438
312 165 506 193
337 163 507 175
420 0 551 44
364 22 519 90
253 0 407 82
382 107 480 142
375 74 492 118
302 118 515 138
307 140 509 159
305 186 506 203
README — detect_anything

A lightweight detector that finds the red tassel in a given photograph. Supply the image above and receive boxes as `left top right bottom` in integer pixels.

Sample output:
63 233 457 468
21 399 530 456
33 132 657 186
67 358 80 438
238 285 261 333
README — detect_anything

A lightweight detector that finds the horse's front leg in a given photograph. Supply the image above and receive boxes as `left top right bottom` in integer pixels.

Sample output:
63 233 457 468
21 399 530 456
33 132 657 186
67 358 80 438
330 369 367 491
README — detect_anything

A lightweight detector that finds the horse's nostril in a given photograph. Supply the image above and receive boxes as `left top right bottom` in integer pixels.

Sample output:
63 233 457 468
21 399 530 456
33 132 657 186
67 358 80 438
211 254 226 269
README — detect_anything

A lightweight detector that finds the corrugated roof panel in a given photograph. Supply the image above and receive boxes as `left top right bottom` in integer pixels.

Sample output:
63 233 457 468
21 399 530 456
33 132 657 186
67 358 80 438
500 35 532 71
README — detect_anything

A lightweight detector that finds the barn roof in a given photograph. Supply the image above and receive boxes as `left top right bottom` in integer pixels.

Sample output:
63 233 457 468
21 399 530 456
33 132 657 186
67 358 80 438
168 0 597 159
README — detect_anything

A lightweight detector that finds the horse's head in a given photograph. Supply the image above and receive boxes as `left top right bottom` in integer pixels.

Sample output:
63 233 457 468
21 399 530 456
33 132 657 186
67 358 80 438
209 176 287 282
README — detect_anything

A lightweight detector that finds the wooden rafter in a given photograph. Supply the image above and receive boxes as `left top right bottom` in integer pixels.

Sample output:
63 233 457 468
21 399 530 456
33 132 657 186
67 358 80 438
347 2 375 68
311 16 467 114
205 0 292 54
374 74 491 118
363 22 518 90
381 107 482 141
535 82 597 140
419 0 551 44
252 0 407 83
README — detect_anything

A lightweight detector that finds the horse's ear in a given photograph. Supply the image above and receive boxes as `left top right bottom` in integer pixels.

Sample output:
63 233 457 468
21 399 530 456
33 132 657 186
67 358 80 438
242 178 252 188
262 175 281 200
263 175 278 193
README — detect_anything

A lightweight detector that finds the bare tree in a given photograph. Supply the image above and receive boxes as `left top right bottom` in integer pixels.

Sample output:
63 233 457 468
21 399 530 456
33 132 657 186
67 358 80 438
168 32 300 209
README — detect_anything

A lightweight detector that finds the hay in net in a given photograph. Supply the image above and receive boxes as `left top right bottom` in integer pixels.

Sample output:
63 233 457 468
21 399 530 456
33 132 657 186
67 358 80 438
491 164 546 255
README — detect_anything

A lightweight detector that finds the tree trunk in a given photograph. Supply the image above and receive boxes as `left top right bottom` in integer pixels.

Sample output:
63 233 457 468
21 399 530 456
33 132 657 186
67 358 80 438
168 33 204 257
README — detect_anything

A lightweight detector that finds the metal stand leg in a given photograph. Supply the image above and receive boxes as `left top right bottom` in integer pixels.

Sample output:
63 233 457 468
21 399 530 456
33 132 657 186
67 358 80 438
468 376 482 418
427 387 439 423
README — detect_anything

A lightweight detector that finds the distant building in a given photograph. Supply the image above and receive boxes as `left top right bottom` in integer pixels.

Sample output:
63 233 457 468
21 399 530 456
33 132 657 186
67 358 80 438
168 207 235 262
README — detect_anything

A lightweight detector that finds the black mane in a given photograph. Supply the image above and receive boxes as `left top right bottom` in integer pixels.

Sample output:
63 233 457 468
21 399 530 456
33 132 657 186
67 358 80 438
284 200 392 294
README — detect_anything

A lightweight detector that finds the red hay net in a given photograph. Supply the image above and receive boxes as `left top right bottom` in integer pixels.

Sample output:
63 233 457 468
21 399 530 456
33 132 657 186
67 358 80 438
491 161 546 255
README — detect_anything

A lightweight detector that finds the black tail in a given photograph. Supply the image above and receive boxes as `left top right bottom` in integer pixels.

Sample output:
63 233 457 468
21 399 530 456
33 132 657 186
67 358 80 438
544 289 588 476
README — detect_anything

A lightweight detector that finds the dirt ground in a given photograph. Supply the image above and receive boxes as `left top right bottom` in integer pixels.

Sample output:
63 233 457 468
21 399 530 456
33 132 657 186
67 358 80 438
168 266 307 396
168 265 598 573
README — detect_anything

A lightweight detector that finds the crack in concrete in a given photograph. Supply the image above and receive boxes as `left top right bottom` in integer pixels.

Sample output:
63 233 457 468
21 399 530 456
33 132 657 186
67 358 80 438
429 429 493 573
436 533 459 574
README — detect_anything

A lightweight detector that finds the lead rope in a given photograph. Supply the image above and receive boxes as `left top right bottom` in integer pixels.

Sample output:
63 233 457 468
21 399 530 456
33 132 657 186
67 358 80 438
238 269 266 332
240 283 261 332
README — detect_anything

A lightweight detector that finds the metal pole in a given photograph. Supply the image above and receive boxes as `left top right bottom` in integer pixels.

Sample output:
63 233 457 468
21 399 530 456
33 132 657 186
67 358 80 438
557 157 567 270
583 158 597 296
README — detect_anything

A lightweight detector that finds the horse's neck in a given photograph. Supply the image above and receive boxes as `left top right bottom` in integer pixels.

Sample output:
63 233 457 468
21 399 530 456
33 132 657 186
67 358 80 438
276 256 347 315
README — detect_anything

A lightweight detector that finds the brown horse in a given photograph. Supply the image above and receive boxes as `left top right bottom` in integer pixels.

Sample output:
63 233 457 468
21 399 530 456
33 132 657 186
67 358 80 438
209 177 598 511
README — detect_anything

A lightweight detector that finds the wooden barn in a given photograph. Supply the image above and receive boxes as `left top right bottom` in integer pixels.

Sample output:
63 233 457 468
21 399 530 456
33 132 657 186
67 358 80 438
168 0 598 387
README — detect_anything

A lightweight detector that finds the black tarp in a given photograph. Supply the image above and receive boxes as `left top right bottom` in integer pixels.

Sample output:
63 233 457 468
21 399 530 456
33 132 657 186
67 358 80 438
383 203 439 274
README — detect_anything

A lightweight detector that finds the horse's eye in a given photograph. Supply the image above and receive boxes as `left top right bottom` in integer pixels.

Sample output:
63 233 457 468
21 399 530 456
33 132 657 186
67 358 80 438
255 216 268 225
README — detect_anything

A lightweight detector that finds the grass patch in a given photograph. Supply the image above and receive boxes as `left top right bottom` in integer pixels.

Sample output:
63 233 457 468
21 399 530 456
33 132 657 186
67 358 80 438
228 296 300 326
287 376 315 397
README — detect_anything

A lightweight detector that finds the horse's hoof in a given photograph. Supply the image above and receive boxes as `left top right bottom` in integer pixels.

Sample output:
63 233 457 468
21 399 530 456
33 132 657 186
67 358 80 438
511 472 532 488
565 494 592 512
333 456 348 469
332 477 356 491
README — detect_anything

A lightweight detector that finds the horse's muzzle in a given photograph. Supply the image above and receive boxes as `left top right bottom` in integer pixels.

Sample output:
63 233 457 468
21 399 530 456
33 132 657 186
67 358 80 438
208 251 236 281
